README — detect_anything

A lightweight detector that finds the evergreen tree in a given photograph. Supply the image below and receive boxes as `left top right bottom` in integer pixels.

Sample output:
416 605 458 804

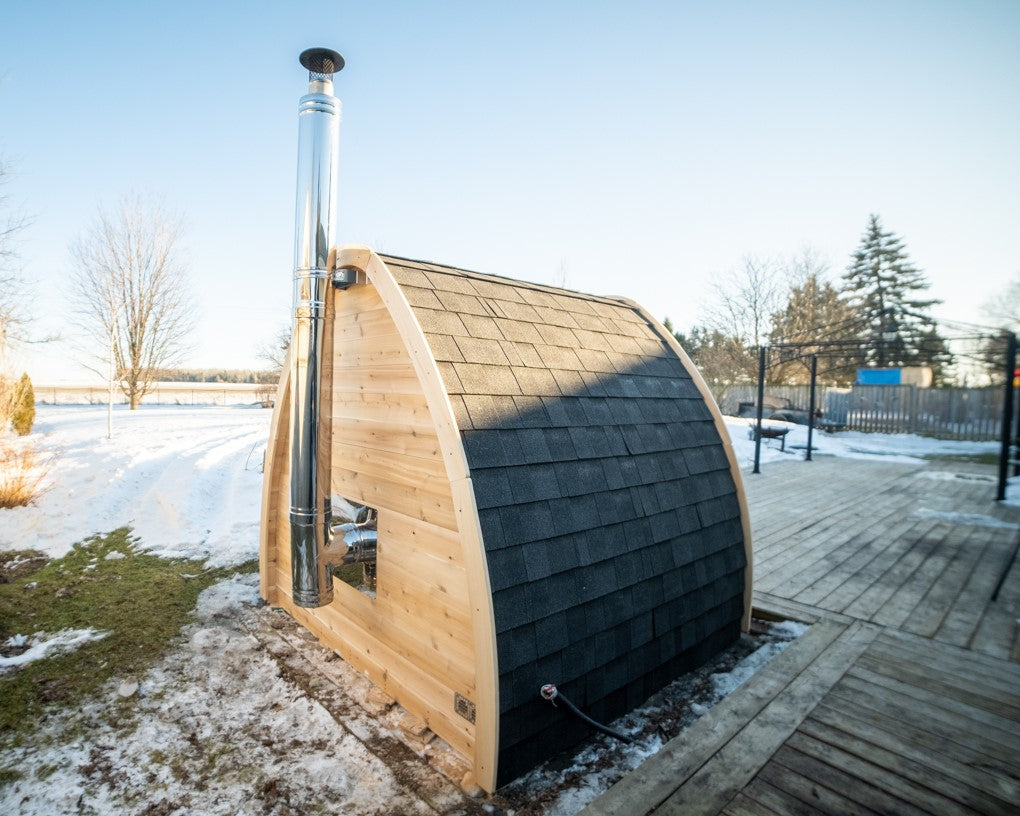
842 214 951 379
12 372 34 435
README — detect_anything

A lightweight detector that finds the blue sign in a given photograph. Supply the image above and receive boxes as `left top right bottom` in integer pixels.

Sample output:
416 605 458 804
856 368 901 385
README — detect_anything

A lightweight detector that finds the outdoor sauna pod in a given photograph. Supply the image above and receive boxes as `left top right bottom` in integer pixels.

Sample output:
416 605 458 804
259 247 753 791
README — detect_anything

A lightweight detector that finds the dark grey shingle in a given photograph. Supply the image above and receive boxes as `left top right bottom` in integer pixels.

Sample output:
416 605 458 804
478 507 506 550
487 547 529 591
471 467 514 510
499 501 555 546
497 429 527 466
463 430 505 467
492 585 530 630
522 542 553 581
543 428 576 461
510 463 562 504
515 428 554 463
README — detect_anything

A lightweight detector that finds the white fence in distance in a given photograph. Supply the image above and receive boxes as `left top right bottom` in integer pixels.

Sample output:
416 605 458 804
35 381 276 407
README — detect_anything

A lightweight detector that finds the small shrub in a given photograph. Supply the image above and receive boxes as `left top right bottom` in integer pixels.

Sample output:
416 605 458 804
0 442 50 508
12 373 34 436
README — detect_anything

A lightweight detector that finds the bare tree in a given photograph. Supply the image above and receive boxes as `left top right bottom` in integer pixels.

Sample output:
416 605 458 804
698 255 788 385
983 274 1020 331
703 255 786 349
69 196 195 409
0 159 31 362
257 323 291 378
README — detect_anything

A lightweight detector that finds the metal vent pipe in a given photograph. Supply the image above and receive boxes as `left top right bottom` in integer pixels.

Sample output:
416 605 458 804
290 47 345 607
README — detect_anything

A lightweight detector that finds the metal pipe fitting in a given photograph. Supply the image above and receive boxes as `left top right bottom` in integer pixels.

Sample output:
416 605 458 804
289 47 345 608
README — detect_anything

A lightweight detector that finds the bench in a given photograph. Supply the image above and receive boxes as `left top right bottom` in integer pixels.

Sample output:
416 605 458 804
748 425 790 452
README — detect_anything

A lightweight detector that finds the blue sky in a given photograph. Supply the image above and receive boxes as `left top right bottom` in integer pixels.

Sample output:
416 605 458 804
3 0 1018 380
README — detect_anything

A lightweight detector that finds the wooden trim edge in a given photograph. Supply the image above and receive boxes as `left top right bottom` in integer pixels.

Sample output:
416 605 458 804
259 346 292 605
337 245 500 793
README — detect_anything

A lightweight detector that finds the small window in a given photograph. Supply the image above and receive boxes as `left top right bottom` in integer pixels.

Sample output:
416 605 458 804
330 495 378 598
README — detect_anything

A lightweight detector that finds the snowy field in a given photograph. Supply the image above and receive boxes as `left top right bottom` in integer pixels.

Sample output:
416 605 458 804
0 405 1010 814
0 405 271 565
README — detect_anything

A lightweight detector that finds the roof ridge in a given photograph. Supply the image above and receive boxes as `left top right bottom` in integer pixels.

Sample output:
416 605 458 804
377 251 634 310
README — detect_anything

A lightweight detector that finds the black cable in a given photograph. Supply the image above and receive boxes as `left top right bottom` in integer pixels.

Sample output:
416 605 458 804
539 684 634 744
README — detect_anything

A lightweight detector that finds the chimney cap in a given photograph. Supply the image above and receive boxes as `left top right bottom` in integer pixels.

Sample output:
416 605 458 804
300 47 345 76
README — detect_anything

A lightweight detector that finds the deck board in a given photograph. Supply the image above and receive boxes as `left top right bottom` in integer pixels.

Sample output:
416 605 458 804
580 458 1020 816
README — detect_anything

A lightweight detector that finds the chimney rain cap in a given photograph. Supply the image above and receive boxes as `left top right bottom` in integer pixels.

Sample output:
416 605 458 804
300 47 345 76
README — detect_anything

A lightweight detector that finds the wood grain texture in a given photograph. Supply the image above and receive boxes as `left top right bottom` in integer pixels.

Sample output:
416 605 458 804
260 246 499 787
337 246 500 794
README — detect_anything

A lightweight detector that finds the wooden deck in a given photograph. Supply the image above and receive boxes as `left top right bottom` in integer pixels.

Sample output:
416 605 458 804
581 457 1020 815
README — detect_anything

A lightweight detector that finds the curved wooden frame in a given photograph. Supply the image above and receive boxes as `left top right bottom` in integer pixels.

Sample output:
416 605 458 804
628 302 754 632
261 246 500 791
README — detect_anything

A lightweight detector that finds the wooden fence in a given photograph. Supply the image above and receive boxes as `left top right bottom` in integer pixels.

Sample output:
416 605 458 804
720 384 1004 440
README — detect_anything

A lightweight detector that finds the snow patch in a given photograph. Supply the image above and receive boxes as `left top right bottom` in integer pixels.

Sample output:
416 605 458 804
915 508 1019 529
724 416 999 469
915 470 996 483
193 572 260 620
0 628 109 671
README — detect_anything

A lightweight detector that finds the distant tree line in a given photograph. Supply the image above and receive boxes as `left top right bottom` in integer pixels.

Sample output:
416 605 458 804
665 214 1009 401
154 368 280 384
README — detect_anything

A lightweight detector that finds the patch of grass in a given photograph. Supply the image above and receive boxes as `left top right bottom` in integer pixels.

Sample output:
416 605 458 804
923 451 1000 466
0 528 246 747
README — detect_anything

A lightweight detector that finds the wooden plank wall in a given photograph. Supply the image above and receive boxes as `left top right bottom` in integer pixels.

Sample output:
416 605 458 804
263 282 478 764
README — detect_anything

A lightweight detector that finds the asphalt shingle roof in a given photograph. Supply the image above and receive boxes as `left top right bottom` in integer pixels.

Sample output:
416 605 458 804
381 254 747 786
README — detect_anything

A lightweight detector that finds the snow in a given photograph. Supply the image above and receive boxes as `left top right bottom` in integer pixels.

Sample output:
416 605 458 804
0 628 109 670
724 415 999 468
0 405 270 566
915 508 1019 529
1 574 433 816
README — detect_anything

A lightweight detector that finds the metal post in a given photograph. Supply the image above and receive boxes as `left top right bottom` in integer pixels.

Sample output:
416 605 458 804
806 354 817 462
1013 354 1020 478
753 345 766 474
107 334 114 440
997 332 1016 501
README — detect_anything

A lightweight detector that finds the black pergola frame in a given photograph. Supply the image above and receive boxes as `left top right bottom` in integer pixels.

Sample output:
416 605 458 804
750 329 1019 502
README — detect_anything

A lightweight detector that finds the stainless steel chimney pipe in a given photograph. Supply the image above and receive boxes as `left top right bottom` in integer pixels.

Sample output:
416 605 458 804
290 47 345 607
